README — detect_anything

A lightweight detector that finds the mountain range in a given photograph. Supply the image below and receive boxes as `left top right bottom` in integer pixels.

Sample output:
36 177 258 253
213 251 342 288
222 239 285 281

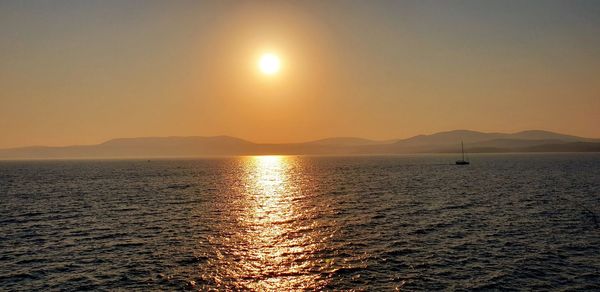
1 130 599 159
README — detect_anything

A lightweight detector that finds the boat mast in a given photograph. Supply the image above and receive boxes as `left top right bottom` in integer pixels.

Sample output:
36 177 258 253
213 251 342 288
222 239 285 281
461 140 465 161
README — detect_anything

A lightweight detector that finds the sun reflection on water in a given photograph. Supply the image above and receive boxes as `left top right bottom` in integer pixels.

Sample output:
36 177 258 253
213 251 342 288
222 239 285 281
247 155 292 226
199 156 329 290
240 155 322 290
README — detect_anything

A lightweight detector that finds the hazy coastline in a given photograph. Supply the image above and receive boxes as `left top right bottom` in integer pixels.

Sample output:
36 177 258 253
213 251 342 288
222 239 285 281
2 130 599 160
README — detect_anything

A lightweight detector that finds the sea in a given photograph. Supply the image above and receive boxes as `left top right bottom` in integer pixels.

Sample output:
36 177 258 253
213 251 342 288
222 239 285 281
1 154 599 291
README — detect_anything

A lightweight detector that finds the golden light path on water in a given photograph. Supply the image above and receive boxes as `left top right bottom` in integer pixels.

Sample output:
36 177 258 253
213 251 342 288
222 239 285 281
201 155 333 290
241 156 322 290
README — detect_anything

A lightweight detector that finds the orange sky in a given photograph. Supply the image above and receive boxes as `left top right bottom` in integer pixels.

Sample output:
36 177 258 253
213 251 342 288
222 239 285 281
1 1 599 148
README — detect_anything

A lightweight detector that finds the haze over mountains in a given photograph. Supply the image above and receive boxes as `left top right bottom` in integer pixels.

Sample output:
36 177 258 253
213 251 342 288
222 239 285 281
1 130 599 159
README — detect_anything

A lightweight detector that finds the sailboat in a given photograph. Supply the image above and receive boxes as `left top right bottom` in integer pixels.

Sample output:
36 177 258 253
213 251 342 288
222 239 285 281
455 141 470 165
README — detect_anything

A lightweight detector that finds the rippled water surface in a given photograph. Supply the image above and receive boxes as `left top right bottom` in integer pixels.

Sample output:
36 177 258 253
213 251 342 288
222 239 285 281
1 154 600 290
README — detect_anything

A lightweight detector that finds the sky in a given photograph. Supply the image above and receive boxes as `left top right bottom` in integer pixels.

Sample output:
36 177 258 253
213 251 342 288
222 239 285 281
1 0 599 148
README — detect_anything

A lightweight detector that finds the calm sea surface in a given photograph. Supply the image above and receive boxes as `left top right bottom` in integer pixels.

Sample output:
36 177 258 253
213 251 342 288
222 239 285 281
1 154 599 291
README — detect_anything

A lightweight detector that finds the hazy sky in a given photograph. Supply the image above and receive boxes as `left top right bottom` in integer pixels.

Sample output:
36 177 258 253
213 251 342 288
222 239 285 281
1 0 599 148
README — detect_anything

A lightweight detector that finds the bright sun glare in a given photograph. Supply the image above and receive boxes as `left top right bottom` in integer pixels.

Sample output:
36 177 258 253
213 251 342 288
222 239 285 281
259 53 281 75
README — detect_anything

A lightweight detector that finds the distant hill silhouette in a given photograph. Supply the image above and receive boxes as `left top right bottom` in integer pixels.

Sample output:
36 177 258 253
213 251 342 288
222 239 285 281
304 137 395 146
1 130 599 159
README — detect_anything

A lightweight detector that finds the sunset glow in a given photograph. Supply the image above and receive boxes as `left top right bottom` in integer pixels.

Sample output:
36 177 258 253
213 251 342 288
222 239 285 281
0 1 599 149
2 2 600 291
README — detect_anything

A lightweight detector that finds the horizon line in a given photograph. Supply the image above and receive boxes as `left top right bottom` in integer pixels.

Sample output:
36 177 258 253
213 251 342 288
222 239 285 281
2 128 598 151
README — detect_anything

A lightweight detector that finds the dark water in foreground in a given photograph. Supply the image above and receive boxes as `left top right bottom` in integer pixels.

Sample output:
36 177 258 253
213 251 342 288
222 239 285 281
1 154 599 291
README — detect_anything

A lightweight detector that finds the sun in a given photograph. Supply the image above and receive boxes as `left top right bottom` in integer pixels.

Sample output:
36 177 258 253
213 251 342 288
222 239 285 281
258 53 281 75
